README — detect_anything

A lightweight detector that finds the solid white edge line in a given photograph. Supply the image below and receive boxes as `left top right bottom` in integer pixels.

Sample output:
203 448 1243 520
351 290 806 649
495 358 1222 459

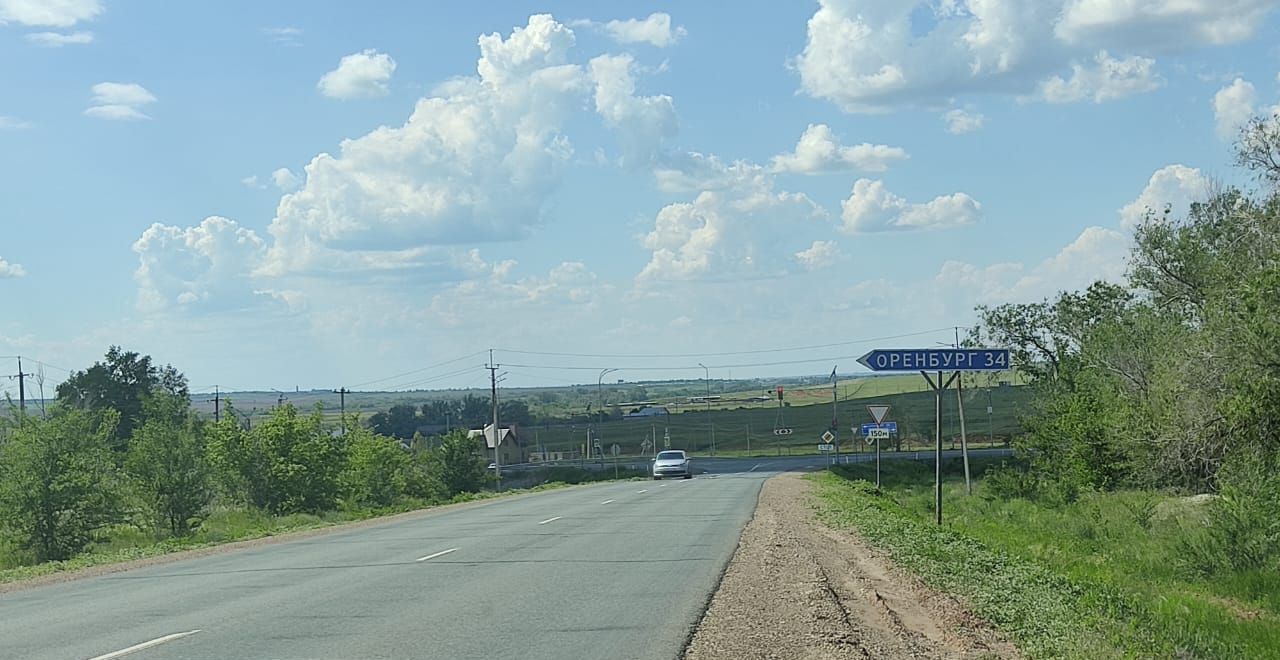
416 547 459 562
88 630 201 660
601 499 615 505
537 516 562 525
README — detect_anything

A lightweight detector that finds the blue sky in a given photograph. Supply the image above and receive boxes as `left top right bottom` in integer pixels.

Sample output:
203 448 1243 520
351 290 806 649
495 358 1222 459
2 0 1279 395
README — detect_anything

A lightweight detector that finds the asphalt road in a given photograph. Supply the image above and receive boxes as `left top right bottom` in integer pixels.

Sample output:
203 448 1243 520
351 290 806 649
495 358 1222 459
0 473 768 660
584 447 1014 476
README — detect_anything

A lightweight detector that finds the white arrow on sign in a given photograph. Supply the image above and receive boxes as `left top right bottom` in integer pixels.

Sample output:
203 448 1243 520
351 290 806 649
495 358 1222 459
867 404 891 425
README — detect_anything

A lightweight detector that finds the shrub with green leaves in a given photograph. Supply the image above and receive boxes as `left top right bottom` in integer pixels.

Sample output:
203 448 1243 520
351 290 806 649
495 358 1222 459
0 408 125 561
341 427 412 507
125 394 212 537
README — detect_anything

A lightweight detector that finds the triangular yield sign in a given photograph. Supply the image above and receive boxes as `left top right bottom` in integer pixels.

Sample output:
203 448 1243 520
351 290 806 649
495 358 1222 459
867 404 891 424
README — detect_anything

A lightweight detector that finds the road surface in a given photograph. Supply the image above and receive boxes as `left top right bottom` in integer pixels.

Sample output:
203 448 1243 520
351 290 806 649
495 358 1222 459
578 447 1014 475
0 473 769 660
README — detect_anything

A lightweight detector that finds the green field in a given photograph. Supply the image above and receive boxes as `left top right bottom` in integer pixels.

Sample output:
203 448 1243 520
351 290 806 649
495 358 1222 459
813 460 1280 658
526 382 1031 456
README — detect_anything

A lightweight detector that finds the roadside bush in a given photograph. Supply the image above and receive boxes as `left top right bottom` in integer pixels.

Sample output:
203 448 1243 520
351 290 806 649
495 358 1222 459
979 461 1037 501
125 394 212 536
205 405 345 514
1182 448 1280 577
341 428 412 507
0 409 125 561
433 429 486 496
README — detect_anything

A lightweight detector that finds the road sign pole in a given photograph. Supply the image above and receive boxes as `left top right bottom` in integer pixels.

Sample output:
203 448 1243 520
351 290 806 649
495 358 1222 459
934 370 942 525
876 434 881 489
921 370 960 525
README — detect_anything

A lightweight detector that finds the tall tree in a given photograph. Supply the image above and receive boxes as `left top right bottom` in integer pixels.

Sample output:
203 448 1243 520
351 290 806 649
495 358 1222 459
56 346 189 449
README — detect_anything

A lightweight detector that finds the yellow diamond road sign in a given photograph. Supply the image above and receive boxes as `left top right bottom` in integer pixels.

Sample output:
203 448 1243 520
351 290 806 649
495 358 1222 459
821 430 835 443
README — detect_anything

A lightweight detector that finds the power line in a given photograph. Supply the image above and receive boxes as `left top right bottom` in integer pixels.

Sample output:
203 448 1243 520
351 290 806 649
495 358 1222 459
389 365 487 390
495 327 954 359
348 350 489 389
502 350 903 372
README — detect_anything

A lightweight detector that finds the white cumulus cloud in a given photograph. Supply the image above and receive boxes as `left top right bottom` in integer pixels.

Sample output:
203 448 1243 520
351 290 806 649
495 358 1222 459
84 82 156 120
936 226 1129 305
264 14 588 277
1055 0 1279 48
943 108 985 134
588 53 677 165
602 12 686 47
794 240 842 270
794 0 1274 112
25 30 92 46
0 0 101 27
1037 51 1162 103
840 179 981 233
1119 164 1211 230
638 156 828 283
770 123 907 174
318 49 396 99
133 217 283 312
271 167 300 192
0 256 26 278
1213 77 1258 139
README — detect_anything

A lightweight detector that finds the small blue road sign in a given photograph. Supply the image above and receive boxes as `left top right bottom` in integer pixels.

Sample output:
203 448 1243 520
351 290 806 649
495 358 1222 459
860 422 898 436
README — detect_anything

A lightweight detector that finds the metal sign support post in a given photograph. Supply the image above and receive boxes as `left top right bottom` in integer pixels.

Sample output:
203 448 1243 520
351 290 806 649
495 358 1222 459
876 434 881 489
921 370 959 525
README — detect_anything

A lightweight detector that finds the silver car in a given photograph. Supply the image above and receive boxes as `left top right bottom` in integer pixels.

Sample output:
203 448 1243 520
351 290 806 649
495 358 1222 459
652 450 692 480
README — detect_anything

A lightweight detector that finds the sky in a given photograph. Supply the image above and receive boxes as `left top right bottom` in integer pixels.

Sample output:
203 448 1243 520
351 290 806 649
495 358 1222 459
2 0 1280 397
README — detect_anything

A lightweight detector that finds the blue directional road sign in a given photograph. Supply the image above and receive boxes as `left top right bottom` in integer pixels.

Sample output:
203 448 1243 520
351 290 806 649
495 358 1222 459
860 422 897 436
857 348 1010 372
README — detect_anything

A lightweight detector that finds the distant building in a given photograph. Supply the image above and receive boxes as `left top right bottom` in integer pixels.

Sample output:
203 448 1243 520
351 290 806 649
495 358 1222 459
624 406 669 419
469 424 527 465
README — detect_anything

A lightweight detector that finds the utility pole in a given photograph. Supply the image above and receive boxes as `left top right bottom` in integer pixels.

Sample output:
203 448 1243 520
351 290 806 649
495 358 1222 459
335 387 350 435
214 385 221 423
487 350 502 485
831 365 839 465
698 363 714 456
8 357 32 415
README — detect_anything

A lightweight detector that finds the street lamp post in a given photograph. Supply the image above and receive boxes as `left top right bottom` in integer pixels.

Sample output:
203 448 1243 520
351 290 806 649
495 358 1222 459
594 368 618 461
697 363 714 456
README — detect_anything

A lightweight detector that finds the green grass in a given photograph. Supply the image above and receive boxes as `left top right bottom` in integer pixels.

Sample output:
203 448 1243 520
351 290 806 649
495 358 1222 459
810 460 1280 658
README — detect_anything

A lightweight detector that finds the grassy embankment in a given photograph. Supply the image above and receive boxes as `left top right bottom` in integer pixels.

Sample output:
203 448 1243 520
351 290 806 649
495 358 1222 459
0 466 642 586
810 459 1280 658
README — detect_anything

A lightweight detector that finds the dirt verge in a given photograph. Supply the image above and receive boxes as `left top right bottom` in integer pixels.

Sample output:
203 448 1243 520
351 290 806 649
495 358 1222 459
684 473 1018 659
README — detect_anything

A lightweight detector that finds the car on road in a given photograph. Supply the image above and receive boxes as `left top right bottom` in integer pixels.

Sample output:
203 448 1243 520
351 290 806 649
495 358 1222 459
652 450 692 479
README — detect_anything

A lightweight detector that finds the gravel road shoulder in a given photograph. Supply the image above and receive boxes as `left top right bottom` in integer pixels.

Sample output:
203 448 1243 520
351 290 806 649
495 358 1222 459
684 473 1018 659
